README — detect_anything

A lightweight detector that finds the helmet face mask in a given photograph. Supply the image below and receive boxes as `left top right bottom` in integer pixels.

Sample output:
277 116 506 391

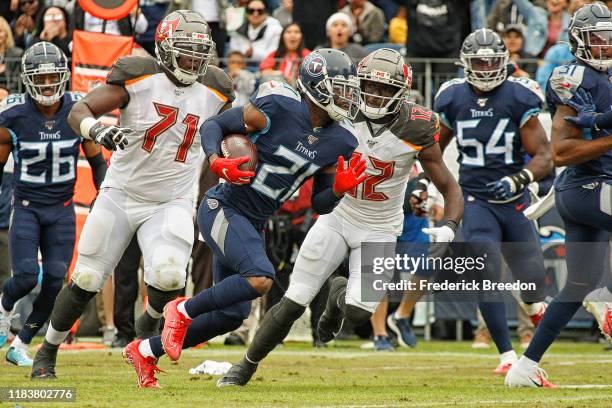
155 11 216 85
21 42 69 106
461 29 509 92
569 3 612 72
357 48 410 120
297 49 361 121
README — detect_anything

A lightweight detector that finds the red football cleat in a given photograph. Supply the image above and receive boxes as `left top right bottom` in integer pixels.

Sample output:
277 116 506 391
493 362 513 375
528 303 547 328
123 340 162 388
161 297 192 361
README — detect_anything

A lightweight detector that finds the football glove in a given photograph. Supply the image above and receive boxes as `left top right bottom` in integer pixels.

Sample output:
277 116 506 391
422 221 457 259
564 88 598 129
89 122 130 151
333 155 367 196
210 155 255 185
409 173 430 217
486 169 533 201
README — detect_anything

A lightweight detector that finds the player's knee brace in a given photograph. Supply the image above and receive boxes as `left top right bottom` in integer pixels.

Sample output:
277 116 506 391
148 255 188 292
71 264 108 292
2 273 39 305
344 304 372 326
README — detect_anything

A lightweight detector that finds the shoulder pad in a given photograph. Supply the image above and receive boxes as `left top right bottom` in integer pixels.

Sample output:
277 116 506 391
434 78 465 100
507 76 545 103
549 64 586 103
0 94 26 114
106 56 160 86
199 66 235 103
391 102 439 150
255 80 301 102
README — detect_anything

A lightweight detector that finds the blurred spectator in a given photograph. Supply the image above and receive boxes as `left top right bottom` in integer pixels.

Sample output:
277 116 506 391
487 0 548 57
30 6 70 56
387 5 407 44
292 0 337 50
541 0 570 57
534 0 596 91
1 0 18 23
176 0 228 59
71 2 148 36
137 0 170 57
316 12 367 61
259 22 309 85
229 0 282 63
227 50 256 106
272 0 293 27
11 0 44 49
371 0 402 23
0 16 22 94
502 24 530 77
405 0 471 60
340 0 385 45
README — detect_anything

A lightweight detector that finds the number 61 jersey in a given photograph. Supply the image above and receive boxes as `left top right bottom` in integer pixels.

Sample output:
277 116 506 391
104 56 234 202
334 102 439 235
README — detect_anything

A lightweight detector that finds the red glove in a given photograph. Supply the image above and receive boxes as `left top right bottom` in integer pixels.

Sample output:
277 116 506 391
210 156 255 185
333 155 367 196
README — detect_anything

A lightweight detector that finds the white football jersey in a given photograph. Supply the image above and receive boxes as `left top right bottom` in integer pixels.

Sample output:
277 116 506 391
101 57 233 202
335 103 439 234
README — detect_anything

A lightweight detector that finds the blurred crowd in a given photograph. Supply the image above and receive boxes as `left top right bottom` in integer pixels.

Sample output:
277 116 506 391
1 0 612 101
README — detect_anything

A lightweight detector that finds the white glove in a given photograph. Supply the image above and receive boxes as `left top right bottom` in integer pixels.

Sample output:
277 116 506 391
422 225 455 243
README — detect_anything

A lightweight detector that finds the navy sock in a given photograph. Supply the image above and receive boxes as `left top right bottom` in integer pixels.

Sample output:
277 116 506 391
478 301 512 354
149 336 165 359
183 304 250 349
18 276 63 344
524 300 581 363
184 274 260 318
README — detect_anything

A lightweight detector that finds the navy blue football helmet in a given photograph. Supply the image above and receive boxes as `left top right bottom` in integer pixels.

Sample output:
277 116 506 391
569 3 612 72
21 42 69 106
460 28 509 92
297 48 360 121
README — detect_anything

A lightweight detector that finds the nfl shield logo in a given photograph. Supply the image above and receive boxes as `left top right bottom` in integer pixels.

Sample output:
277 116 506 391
44 120 55 130
307 135 318 145
477 98 487 107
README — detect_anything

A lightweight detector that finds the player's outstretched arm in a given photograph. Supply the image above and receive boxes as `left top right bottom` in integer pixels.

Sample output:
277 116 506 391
0 127 12 186
68 84 131 151
310 156 367 215
200 103 267 184
551 104 612 166
82 140 108 190
418 143 463 235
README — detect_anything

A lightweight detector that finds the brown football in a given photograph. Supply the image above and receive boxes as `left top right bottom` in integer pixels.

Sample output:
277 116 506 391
220 134 258 172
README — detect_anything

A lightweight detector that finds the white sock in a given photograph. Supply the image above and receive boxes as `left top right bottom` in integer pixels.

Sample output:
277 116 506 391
522 302 542 316
10 335 28 350
44 323 70 346
516 355 539 370
177 300 191 319
146 306 163 320
0 295 12 316
500 350 518 365
138 339 155 358
394 310 410 320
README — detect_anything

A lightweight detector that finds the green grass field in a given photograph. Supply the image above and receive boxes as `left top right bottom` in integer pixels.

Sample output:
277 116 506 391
1 340 611 408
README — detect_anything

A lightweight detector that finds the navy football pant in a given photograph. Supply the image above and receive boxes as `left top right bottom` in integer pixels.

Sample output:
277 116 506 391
1 200 75 344
525 181 612 363
461 194 546 354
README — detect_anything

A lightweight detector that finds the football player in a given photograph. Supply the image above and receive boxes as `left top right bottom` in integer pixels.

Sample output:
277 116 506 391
216 48 464 387
0 42 107 366
506 3 612 387
122 48 367 388
434 28 552 375
30 10 234 379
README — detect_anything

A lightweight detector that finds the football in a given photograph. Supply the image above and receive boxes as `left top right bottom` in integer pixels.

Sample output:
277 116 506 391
220 134 258 172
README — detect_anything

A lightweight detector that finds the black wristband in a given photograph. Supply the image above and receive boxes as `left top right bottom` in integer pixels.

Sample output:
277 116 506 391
444 220 459 233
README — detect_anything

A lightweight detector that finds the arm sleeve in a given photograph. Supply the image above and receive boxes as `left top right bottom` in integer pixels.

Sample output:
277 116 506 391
311 172 341 215
199 106 246 159
86 152 107 190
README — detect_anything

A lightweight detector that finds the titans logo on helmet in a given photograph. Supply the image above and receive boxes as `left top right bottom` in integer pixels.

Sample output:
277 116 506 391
304 54 325 77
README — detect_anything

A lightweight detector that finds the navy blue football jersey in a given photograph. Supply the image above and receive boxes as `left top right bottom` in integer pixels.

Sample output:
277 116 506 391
434 77 545 201
546 62 612 189
0 92 83 204
207 80 359 226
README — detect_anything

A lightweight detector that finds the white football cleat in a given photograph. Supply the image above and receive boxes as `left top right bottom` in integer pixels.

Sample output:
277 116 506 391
505 361 555 388
583 287 612 341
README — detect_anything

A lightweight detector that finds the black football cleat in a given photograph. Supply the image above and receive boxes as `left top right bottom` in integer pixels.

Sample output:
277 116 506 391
30 342 59 380
317 277 347 343
217 358 258 387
